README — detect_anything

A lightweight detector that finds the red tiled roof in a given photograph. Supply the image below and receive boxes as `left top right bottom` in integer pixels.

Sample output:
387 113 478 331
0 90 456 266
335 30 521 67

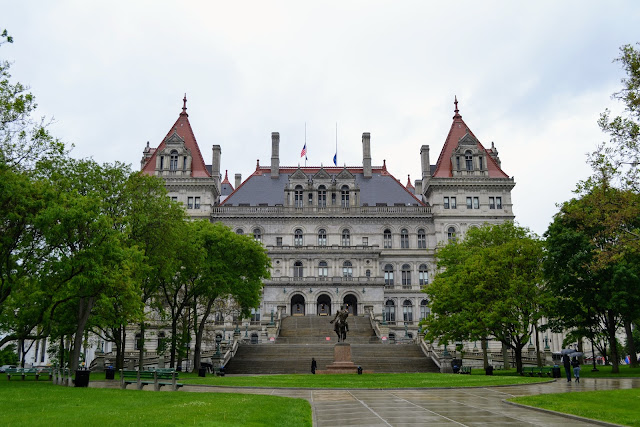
432 98 509 179
221 170 232 185
141 96 211 178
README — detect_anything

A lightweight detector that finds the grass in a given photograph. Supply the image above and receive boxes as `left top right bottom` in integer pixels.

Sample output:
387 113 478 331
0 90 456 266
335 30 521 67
509 388 640 427
0 381 311 427
575 364 640 378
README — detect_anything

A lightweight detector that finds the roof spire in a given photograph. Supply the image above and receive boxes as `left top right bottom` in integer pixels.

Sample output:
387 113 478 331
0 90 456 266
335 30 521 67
453 95 461 119
182 93 187 115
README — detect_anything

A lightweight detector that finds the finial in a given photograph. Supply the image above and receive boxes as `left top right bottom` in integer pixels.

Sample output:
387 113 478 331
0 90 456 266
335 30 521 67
256 159 260 170
454 96 459 113
182 94 187 114
407 174 411 185
224 170 228 180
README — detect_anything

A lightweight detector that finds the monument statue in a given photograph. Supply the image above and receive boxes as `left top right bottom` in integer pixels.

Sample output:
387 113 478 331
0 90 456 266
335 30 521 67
330 306 349 342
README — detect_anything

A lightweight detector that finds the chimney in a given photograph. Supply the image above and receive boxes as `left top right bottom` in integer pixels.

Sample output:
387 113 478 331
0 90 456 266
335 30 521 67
414 180 422 197
235 173 242 189
212 145 222 192
271 132 280 179
362 132 372 178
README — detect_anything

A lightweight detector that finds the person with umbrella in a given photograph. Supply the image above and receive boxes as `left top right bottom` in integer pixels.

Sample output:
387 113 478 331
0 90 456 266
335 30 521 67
571 352 583 382
561 349 572 382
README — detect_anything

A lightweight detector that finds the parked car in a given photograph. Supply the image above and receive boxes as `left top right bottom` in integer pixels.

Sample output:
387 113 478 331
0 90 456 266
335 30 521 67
0 365 17 373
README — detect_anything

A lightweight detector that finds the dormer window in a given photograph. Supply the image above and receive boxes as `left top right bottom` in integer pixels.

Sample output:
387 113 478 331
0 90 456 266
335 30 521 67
465 150 473 171
318 185 327 208
341 185 350 208
294 185 303 208
170 150 179 171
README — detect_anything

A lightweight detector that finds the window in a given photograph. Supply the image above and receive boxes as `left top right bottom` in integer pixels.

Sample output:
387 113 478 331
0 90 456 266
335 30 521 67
417 229 426 249
187 197 194 209
251 308 260 322
134 333 142 351
318 229 327 246
489 197 495 209
343 261 353 278
466 197 472 209
276 237 282 247
384 300 396 323
331 193 336 205
365 269 371 278
341 229 350 246
160 156 164 170
420 299 430 320
318 261 328 278
383 229 392 249
447 227 456 242
170 150 179 171
496 196 502 209
341 185 350 208
465 150 473 171
403 300 413 322
473 197 479 209
253 228 262 242
419 264 428 287
236 228 244 235
194 197 200 209
384 264 394 287
400 229 409 248
362 237 368 246
294 229 303 246
318 186 327 208
479 156 483 170
401 264 411 289
444 197 450 209
171 196 178 202
294 185 303 208
183 156 187 171
293 261 303 278
451 197 457 209
308 193 313 205
456 156 460 170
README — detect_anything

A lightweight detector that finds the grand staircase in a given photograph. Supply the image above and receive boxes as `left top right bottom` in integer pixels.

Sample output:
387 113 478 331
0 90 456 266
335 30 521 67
223 315 439 374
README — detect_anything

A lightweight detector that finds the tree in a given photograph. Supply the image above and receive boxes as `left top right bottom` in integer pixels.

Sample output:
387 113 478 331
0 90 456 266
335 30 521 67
423 222 546 373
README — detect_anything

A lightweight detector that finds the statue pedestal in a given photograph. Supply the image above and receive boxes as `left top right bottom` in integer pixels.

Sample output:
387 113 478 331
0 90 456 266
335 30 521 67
321 343 359 374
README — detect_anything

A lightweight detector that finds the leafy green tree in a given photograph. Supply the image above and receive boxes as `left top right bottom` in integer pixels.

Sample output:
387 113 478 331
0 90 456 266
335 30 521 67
423 222 546 372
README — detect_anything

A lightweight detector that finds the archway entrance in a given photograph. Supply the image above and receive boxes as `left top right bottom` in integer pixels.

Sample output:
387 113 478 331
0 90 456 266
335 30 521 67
291 294 305 316
317 294 331 316
343 294 358 315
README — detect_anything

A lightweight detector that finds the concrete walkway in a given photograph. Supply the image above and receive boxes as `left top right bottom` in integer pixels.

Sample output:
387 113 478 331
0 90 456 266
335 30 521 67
92 378 640 426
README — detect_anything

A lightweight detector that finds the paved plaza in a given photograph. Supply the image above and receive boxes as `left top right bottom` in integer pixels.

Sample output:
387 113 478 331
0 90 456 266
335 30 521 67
92 377 640 426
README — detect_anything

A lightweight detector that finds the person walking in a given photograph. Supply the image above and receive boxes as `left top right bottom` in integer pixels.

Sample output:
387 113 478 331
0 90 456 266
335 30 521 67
571 356 581 382
562 353 572 382
311 358 317 374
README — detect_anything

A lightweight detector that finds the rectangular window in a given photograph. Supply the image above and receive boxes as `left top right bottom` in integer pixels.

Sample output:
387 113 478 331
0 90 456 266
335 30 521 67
451 197 457 209
187 197 194 209
443 197 450 209
194 197 200 209
473 197 479 209
496 196 502 209
466 197 472 209
276 237 282 247
456 157 460 170
308 193 313 205
362 237 368 246
183 157 187 170
160 156 164 170
489 197 495 209
479 156 483 170
171 196 178 202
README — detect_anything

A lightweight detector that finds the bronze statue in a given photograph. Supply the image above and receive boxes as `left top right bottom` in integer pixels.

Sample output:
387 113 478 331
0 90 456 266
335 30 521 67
330 306 349 342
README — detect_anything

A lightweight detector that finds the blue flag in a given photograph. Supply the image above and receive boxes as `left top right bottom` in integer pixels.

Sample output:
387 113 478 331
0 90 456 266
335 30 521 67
333 153 337 166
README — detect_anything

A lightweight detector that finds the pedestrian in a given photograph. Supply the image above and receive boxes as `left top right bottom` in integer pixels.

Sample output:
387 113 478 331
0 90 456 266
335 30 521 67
562 353 571 382
571 356 580 382
311 358 317 374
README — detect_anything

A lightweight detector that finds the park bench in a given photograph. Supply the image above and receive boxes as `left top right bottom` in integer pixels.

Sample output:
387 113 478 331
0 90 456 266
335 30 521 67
120 369 182 391
6 367 52 381
521 367 553 377
458 366 471 374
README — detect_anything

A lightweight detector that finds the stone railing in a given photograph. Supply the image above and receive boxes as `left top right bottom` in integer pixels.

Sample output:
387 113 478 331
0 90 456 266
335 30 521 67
212 205 431 216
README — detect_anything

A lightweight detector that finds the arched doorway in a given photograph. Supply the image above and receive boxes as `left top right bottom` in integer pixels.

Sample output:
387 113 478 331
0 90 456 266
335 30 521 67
291 294 305 316
317 294 331 316
343 294 358 315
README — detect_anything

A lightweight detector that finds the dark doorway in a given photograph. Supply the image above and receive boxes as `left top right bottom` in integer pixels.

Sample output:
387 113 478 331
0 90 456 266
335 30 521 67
343 294 357 315
291 294 305 316
317 294 331 316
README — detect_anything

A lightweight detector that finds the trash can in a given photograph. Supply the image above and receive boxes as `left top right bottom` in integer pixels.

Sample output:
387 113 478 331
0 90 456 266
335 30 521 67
552 366 561 378
198 367 206 377
105 367 115 380
357 366 363 375
75 370 91 387
485 366 494 376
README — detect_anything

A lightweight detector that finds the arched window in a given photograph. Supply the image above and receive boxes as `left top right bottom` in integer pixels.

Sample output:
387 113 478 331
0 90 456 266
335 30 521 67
294 228 303 246
343 261 353 278
236 228 244 235
341 185 350 208
419 264 428 287
400 228 409 248
134 332 142 351
294 185 304 208
170 150 179 171
341 229 350 246
403 300 413 323
384 264 394 287
447 227 456 242
401 264 411 289
318 229 327 246
318 185 327 208
384 300 395 323
318 261 328 278
293 261 303 278
383 229 392 249
253 228 262 242
417 229 426 249
420 299 430 320
465 150 473 171
365 269 371 278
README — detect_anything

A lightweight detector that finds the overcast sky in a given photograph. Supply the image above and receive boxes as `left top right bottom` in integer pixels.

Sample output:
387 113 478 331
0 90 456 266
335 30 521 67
3 1 639 236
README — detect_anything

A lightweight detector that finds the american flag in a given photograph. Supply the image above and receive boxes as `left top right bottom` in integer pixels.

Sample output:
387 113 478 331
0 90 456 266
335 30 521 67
300 143 307 158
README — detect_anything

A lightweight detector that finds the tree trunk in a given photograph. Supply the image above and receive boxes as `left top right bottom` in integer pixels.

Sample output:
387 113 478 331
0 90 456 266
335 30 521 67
70 296 94 374
514 346 523 373
194 298 216 371
501 341 509 369
535 325 542 367
119 328 126 370
577 338 584 365
481 338 489 369
624 319 638 368
606 310 620 373
170 316 178 368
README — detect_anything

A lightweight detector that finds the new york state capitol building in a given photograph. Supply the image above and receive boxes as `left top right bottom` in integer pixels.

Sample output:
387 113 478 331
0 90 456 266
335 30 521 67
139 97 517 344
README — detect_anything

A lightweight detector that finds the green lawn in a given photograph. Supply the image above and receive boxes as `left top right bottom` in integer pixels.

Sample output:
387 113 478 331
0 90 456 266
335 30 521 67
510 388 640 427
0 381 311 427
575 364 640 378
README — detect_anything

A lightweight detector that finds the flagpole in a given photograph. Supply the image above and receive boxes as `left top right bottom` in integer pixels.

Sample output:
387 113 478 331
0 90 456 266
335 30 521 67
305 122 307 167
335 122 338 167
